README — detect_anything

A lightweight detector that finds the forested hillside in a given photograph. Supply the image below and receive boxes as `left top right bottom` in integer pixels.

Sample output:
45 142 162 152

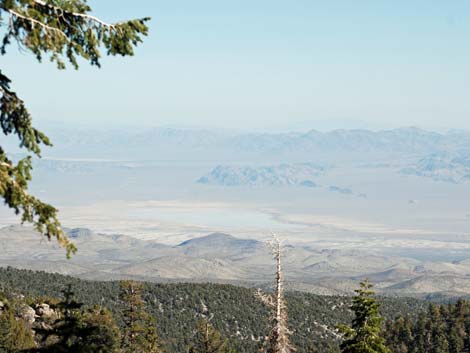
0 267 426 352
385 299 470 353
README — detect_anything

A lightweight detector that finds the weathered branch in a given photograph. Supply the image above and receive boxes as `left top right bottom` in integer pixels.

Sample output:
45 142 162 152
5 8 69 39
31 0 122 30
256 288 275 308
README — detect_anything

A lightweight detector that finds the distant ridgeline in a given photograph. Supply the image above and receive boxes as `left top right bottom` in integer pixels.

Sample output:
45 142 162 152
4 266 467 353
31 126 470 160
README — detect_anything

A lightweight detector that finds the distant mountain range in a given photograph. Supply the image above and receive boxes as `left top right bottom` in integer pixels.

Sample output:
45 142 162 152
12 126 469 161
9 126 469 188
2 225 470 299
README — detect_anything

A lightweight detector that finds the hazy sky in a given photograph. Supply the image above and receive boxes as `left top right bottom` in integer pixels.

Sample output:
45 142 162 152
3 0 470 131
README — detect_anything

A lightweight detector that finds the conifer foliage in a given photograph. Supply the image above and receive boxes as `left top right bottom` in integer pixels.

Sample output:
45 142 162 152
0 0 149 256
119 280 161 353
0 297 35 352
33 284 120 353
187 319 234 353
385 299 470 353
338 279 389 353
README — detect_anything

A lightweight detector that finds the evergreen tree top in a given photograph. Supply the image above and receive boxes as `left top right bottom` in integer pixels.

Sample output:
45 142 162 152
338 279 389 353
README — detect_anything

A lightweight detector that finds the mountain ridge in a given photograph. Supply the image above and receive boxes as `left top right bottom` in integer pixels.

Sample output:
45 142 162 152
16 126 469 160
1 225 470 298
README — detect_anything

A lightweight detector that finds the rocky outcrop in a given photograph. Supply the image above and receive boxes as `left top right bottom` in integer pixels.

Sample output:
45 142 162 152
35 303 57 319
21 304 36 325
197 163 325 187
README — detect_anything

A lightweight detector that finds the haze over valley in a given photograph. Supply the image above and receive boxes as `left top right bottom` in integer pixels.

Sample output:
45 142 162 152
1 125 470 298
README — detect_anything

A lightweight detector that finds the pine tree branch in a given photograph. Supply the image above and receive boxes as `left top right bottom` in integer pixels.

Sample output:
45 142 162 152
31 0 123 30
1 0 150 70
3 7 69 40
0 155 76 257
0 2 149 256
2 0 125 32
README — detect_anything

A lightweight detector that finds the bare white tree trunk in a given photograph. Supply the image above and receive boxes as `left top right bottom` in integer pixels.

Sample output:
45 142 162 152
257 236 295 353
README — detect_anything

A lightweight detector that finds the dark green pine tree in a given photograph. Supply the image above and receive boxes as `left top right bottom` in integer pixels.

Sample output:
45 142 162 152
410 312 428 353
428 304 450 353
0 0 150 257
187 319 234 353
384 299 470 353
448 325 464 353
455 299 470 353
384 316 413 353
446 301 465 353
78 306 121 353
338 279 389 353
34 285 85 353
119 281 162 353
0 299 35 353
33 285 120 353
